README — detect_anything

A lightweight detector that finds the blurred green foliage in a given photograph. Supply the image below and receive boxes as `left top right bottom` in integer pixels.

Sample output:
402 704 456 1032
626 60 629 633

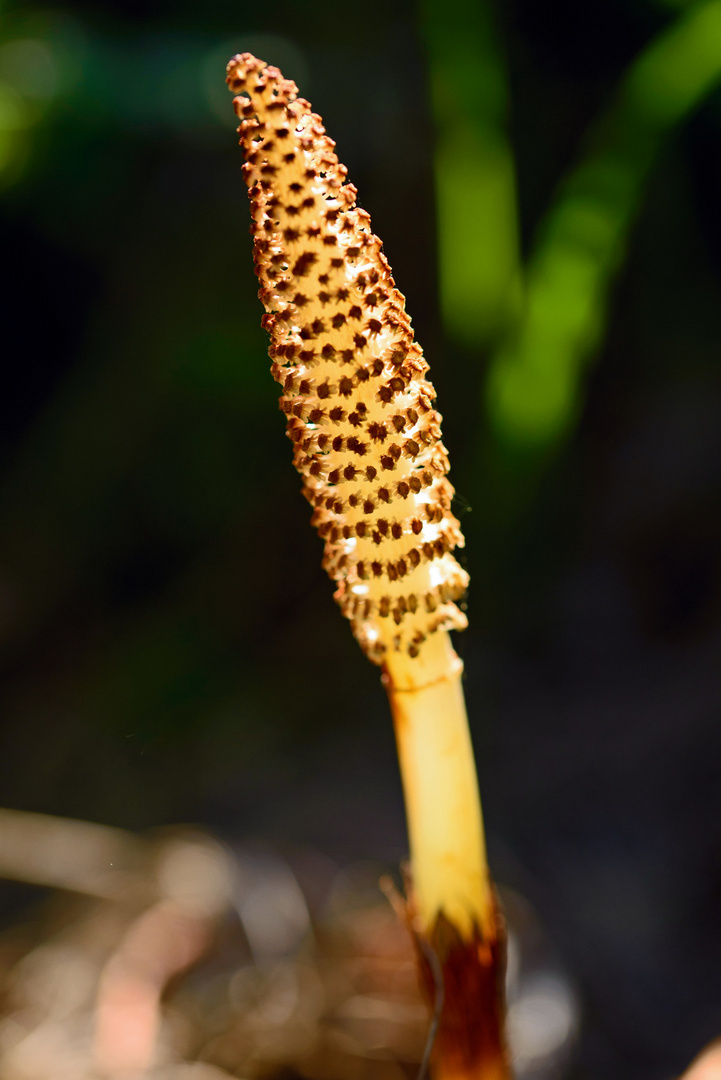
487 0 721 450
421 0 520 349
424 0 721 453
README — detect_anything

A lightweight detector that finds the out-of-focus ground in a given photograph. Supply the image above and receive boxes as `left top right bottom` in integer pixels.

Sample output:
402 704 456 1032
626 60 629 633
0 810 577 1080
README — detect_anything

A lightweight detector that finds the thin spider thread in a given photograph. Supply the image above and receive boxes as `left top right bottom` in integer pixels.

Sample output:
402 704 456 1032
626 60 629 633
416 934 445 1080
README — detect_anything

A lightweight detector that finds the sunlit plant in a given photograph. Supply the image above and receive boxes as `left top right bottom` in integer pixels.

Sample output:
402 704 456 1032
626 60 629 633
227 52 510 1080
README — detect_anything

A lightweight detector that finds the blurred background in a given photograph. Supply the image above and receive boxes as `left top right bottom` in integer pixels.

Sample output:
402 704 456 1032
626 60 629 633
1 0 721 1076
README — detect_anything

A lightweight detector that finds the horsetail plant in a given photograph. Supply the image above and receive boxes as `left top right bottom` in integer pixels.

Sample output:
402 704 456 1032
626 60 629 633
227 53 510 1080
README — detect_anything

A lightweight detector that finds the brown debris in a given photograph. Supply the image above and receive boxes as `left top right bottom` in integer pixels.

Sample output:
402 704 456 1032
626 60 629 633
0 812 428 1080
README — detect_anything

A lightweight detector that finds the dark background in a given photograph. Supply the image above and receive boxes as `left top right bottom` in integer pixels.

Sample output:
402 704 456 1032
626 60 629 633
1 0 721 1077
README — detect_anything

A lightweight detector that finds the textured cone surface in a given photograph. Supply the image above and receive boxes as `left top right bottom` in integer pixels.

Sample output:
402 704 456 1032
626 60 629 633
228 53 468 662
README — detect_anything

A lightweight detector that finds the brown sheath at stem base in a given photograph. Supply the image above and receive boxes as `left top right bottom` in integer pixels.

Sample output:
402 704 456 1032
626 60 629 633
396 884 511 1080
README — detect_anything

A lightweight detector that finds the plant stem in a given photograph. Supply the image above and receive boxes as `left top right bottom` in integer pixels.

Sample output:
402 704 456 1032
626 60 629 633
384 630 511 1080
385 630 491 940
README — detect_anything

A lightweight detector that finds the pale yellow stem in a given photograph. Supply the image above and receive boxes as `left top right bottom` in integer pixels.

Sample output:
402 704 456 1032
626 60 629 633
383 630 494 943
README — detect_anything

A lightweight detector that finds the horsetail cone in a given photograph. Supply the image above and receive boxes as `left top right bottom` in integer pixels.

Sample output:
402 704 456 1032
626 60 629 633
226 53 469 664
